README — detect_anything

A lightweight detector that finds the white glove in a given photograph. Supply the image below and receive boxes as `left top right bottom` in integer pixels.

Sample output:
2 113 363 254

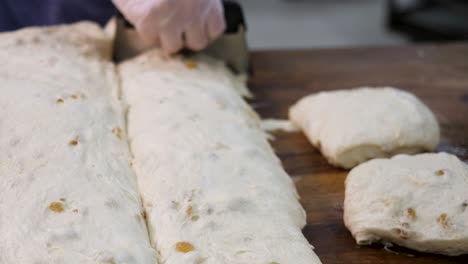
113 0 226 54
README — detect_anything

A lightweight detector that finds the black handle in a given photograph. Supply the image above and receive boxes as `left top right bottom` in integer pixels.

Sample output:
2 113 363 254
116 1 246 33
223 1 246 33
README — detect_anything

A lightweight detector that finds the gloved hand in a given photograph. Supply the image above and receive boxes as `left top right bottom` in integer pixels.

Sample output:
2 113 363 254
112 0 226 54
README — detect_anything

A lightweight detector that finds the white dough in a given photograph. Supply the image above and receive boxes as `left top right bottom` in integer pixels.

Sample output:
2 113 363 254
344 153 468 256
261 119 300 133
119 50 322 264
289 87 440 169
0 23 157 264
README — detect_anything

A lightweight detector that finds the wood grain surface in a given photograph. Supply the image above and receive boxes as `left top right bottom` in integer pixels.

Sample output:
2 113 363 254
248 43 468 264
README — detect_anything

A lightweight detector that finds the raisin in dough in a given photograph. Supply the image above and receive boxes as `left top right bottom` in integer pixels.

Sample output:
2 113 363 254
289 87 440 169
0 23 157 263
344 153 468 256
119 51 322 264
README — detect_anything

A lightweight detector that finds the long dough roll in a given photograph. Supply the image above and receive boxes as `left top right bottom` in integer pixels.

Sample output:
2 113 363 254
0 23 157 263
119 51 321 264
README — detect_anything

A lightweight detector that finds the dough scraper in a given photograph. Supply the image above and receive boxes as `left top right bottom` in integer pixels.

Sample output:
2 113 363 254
113 0 249 74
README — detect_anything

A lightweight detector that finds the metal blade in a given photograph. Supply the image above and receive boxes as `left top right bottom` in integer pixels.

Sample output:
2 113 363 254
113 18 153 63
113 1 250 74
203 25 249 74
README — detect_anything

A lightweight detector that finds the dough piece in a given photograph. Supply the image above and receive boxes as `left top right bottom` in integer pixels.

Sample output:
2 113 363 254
344 153 468 256
261 119 300 133
0 23 157 263
119 51 322 264
289 87 440 169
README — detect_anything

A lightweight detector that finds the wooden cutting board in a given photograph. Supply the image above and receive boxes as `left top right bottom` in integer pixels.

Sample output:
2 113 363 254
249 43 468 264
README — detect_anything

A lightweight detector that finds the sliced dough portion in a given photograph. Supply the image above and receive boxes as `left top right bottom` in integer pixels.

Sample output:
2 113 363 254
344 152 468 256
0 23 157 263
119 51 322 264
289 87 440 169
